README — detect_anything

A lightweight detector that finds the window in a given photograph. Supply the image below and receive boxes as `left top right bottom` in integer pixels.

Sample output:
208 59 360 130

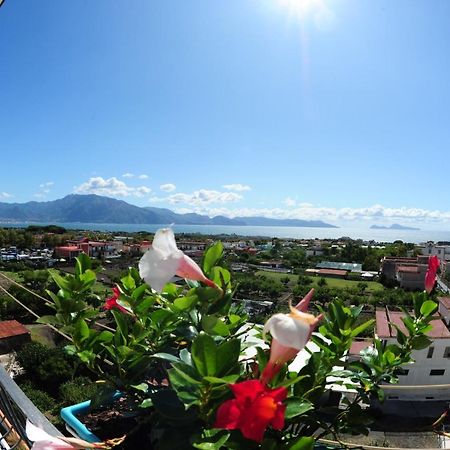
430 369 445 376
426 396 434 400
394 368 409 376
444 347 450 358
427 347 435 358
388 396 399 400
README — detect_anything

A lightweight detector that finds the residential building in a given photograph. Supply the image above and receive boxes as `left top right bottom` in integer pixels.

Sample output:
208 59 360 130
419 242 450 269
375 305 450 401
380 255 430 290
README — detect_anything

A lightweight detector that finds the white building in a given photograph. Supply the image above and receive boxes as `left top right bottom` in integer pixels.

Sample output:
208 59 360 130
419 242 450 268
375 305 450 401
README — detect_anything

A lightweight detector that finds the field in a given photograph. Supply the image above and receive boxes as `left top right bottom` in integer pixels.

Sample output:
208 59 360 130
255 271 384 293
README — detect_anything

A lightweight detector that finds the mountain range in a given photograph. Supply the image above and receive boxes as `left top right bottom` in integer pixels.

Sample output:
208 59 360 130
0 194 338 228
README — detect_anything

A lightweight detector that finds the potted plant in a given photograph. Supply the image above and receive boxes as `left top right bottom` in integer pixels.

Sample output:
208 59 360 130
30 230 440 450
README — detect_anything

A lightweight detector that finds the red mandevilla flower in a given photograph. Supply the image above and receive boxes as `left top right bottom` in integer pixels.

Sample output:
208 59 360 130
425 255 440 294
213 379 287 443
104 287 129 314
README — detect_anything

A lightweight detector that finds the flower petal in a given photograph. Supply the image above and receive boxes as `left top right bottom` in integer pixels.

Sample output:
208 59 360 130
213 399 241 429
26 421 74 449
264 313 310 350
230 379 264 405
151 229 181 257
138 247 181 292
176 255 215 287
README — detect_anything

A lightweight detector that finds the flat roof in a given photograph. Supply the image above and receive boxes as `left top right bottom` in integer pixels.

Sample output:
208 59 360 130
318 269 348 276
376 309 450 339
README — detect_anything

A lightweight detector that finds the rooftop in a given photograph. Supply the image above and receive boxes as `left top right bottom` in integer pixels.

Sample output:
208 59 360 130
376 309 450 339
0 320 30 339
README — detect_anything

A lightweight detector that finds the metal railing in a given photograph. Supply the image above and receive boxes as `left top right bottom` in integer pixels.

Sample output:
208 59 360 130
0 364 61 449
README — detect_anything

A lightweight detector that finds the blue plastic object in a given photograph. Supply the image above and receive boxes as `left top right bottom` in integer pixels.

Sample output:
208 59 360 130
60 392 122 443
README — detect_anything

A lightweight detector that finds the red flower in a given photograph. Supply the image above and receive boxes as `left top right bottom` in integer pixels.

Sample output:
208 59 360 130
104 287 129 314
214 379 287 443
425 256 440 294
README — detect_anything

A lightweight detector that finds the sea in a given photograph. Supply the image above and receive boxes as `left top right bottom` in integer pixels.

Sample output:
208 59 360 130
2 222 450 244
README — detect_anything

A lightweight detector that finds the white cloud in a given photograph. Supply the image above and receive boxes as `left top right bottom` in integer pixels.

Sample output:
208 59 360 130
0 192 13 199
168 189 242 206
160 183 176 193
149 196 167 203
74 177 152 198
138 174 149 180
33 193 45 199
222 184 251 192
122 173 134 178
39 181 54 188
170 202 450 224
283 197 296 207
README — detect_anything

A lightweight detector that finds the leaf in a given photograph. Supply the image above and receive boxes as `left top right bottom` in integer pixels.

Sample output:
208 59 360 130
151 352 180 363
202 315 230 337
411 335 432 350
203 375 240 384
216 339 240 376
284 398 314 419
350 319 375 338
121 273 136 291
287 436 315 450
191 333 217 377
202 242 223 274
36 315 60 325
420 300 437 317
192 429 230 450
139 398 153 409
174 296 197 311
131 283 148 300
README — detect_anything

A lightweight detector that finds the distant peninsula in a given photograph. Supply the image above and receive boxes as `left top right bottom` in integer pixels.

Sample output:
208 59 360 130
0 194 338 228
370 223 420 231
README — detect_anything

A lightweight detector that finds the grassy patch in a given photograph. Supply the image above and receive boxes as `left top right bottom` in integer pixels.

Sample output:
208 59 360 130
255 271 384 293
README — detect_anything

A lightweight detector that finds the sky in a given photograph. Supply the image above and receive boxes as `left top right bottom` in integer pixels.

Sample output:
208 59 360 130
1 0 450 228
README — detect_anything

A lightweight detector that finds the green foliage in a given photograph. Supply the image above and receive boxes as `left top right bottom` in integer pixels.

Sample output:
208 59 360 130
20 381 58 413
59 376 98 405
36 237 437 449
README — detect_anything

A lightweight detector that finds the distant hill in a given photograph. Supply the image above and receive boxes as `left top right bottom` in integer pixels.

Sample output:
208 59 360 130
0 194 338 228
370 223 420 231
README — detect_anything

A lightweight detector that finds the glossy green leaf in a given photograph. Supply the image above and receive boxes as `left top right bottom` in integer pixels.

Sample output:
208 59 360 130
284 398 314 419
420 300 437 317
191 333 217 376
202 242 223 274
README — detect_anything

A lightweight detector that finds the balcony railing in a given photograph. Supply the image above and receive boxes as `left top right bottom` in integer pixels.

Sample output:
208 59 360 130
0 363 61 449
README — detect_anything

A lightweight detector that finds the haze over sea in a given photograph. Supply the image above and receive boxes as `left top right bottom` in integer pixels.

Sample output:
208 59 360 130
2 222 450 244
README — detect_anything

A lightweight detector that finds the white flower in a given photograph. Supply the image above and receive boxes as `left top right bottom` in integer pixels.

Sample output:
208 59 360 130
263 308 317 351
138 228 216 292
26 420 104 449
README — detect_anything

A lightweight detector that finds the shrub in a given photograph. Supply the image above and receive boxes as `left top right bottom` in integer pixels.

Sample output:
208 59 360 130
59 376 98 405
20 382 57 413
16 342 53 376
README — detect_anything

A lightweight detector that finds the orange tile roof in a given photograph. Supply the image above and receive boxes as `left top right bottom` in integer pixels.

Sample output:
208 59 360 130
0 320 30 339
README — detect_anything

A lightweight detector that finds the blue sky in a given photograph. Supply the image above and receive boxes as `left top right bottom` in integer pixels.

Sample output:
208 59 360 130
1 0 450 227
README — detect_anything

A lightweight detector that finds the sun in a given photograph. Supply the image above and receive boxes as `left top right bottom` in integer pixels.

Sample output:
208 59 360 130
277 0 328 19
